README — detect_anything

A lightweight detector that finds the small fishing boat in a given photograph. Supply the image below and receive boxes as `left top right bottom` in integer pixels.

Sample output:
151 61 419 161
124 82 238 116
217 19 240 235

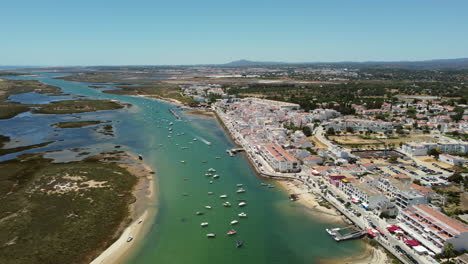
207 233 216 238
223 202 231 207
236 184 243 187
180 160 186 163
205 205 212 209
205 173 212 176
220 195 228 199
215 156 221 159
201 160 208 163
260 183 268 186
236 188 246 193
127 236 134 242
208 168 216 172
208 192 214 195
196 211 204 215
267 184 275 188
168 135 172 138
230 220 238 225
209 181 213 184
193 138 197 141
227 230 237 236
238 212 247 217
238 202 247 207
201 222 209 227
213 174 220 179
236 240 243 248
138 154 143 160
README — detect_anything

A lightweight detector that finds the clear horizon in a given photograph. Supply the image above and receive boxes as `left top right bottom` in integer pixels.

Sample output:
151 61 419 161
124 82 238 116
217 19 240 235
1 0 468 65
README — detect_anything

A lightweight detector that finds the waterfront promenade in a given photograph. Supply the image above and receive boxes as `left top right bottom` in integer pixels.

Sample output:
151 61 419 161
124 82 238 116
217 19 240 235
214 105 436 264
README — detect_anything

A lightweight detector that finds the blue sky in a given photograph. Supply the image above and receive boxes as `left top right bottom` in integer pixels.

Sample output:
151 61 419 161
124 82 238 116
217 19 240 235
1 0 467 65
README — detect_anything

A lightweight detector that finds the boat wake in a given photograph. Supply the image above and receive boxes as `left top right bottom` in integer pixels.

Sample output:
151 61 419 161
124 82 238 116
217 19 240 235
194 136 212 146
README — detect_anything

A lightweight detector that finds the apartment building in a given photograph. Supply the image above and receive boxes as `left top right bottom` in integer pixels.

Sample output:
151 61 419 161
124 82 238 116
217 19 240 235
259 144 300 172
375 176 428 209
398 205 468 254
402 141 468 156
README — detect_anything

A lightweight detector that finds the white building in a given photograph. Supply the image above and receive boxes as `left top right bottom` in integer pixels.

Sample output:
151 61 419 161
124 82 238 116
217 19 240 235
398 204 468 254
402 141 468 156
439 154 467 166
258 144 300 172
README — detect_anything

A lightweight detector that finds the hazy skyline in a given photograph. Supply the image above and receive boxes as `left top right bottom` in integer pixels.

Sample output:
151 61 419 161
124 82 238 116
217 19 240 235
1 0 468 66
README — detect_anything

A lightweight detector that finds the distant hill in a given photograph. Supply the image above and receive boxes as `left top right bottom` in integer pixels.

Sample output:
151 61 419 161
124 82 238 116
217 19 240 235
222 58 468 70
222 60 287 67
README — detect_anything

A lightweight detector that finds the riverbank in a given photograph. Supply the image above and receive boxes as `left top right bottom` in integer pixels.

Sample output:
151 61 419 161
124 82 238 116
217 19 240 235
276 179 349 225
182 109 216 119
318 242 391 264
90 152 157 264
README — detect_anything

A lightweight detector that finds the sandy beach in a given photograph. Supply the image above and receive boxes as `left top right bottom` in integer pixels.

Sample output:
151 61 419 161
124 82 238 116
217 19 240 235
317 242 390 264
276 179 348 224
90 153 158 264
183 109 216 119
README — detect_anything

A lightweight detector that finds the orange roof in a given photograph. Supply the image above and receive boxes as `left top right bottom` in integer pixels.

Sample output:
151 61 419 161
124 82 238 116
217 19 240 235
413 205 468 234
392 174 410 179
411 184 434 194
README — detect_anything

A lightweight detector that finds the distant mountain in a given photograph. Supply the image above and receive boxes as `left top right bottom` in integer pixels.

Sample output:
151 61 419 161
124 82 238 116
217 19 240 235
222 60 287 67
222 58 468 70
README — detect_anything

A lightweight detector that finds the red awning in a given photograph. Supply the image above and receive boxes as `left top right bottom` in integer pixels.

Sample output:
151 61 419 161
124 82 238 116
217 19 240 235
366 229 377 237
375 228 385 235
387 225 402 232
405 240 420 247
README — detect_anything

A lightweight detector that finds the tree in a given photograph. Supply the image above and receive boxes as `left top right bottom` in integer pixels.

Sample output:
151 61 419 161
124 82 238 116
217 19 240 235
345 127 354 133
428 148 442 158
448 173 464 184
302 126 312 137
326 127 335 135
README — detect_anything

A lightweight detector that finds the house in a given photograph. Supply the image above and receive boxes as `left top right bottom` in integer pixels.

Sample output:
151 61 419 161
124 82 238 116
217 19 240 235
439 154 467 166
303 156 323 165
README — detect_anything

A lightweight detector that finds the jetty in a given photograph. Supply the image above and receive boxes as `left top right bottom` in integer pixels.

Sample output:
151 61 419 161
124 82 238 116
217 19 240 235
226 148 244 157
169 108 181 120
326 226 366 241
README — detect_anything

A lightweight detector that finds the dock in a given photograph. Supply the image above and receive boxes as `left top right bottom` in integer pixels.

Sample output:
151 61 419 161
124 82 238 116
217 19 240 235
226 148 244 157
169 108 181 120
326 226 366 241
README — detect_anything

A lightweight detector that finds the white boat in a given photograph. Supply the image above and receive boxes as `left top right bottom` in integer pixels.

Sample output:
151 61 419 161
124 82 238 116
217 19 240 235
230 220 239 225
180 160 186 163
220 195 227 199
213 174 220 179
208 192 214 195
236 188 246 193
207 233 216 238
205 173 212 176
193 138 197 141
168 135 171 138
127 236 133 242
238 212 247 217
215 156 221 159
238 202 247 207
205 205 212 209
223 202 231 207
236 184 243 187
201 222 209 227
209 181 213 184
208 168 216 172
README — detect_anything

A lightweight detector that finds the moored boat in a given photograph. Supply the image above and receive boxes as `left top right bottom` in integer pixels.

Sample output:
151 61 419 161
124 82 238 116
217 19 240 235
236 188 246 193
223 202 231 207
230 220 238 225
205 205 212 209
238 202 247 207
196 211 204 215
201 222 209 227
236 240 243 248
220 194 227 199
207 233 216 238
238 212 247 217
227 230 237 236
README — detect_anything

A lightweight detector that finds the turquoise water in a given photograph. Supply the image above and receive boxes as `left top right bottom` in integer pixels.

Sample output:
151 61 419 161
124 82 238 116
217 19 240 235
2 73 365 263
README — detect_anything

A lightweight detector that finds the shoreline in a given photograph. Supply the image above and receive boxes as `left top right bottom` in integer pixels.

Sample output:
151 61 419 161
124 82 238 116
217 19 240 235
212 109 391 264
90 153 158 264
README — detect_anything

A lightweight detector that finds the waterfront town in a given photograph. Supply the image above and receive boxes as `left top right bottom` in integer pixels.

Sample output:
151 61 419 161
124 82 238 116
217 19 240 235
202 95 468 264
